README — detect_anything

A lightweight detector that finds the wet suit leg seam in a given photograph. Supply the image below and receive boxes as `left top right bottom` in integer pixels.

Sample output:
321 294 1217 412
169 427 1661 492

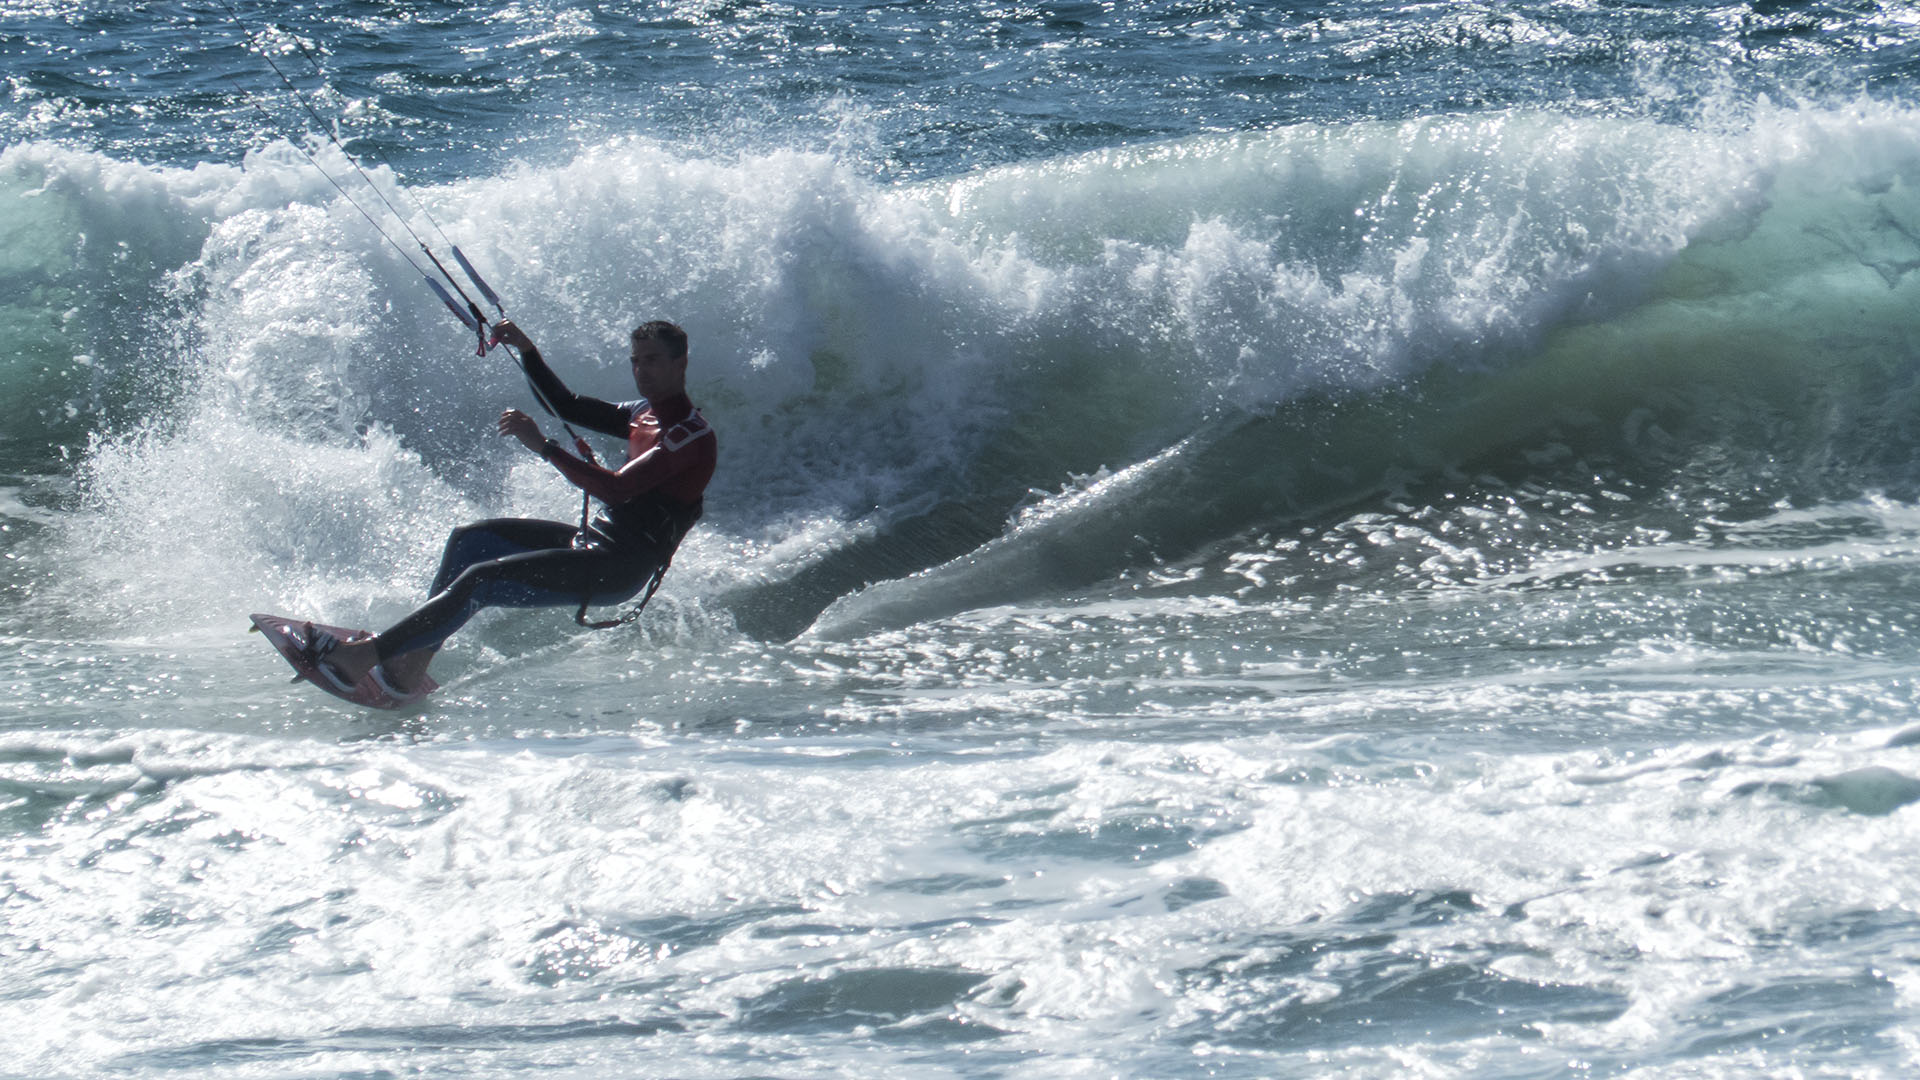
430 518 580 595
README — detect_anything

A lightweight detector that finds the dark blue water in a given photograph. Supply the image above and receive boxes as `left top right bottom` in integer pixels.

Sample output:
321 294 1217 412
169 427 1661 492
8 2 1920 1077
8 1 1916 179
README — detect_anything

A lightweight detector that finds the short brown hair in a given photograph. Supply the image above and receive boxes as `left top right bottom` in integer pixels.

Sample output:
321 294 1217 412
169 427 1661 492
632 320 688 360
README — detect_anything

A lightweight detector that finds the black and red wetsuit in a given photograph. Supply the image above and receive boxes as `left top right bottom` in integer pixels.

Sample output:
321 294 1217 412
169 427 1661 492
375 344 716 661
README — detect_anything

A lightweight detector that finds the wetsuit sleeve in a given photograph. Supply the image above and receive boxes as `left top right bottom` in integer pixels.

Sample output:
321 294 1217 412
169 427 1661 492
516 343 631 438
539 441 705 506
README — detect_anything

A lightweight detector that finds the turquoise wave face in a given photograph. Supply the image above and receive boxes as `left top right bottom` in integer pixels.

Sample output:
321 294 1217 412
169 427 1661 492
5 100 1920 639
794 101 1920 635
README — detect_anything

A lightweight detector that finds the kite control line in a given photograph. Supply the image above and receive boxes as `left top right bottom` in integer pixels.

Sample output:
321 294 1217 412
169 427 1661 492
219 0 494 353
225 2 664 629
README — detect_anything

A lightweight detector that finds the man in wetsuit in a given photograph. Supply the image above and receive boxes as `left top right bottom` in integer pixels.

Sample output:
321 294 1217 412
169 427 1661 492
317 318 716 695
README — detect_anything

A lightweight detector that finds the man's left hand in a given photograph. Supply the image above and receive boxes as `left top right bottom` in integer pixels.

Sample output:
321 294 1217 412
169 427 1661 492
499 409 546 453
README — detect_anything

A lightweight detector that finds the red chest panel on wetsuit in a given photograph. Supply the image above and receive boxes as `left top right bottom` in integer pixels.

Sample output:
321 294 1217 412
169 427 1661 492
623 399 716 506
542 393 716 509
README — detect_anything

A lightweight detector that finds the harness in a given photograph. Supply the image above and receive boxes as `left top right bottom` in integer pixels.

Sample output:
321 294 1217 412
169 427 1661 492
573 494 705 629
572 410 713 630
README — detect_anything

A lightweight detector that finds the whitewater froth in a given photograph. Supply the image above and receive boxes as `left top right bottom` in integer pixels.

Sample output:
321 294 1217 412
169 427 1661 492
6 97 1919 647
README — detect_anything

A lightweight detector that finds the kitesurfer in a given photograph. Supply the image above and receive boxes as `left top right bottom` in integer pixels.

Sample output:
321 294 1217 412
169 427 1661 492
313 318 716 694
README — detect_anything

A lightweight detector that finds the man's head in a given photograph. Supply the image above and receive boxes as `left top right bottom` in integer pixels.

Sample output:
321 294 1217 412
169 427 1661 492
630 320 689 399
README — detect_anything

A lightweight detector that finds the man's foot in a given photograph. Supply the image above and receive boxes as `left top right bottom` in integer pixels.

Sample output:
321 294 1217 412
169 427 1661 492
298 625 437 697
303 625 380 689
375 648 436 695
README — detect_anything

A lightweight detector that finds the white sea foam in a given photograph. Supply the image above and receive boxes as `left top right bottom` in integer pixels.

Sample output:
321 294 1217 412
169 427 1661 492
7 97 1917 638
4 701 1918 1075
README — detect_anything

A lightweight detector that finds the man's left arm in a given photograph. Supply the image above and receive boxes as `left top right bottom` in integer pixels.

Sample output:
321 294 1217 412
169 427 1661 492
537 442 696 505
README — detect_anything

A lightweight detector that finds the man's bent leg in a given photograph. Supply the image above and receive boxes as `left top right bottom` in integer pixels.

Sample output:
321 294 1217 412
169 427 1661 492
378 543 657 664
429 518 579 595
321 521 587 691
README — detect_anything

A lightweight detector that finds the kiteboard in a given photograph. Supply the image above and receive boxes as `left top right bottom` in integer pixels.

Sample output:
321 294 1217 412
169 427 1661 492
249 613 437 709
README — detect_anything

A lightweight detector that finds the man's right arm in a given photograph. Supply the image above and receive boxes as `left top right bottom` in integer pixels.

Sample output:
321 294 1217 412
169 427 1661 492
494 321 631 437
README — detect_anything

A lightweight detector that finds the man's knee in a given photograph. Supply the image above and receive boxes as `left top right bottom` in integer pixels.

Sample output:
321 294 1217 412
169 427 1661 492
447 559 506 595
445 521 489 548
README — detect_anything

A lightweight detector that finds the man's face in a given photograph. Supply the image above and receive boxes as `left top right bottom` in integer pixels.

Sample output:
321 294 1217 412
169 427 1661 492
630 337 685 399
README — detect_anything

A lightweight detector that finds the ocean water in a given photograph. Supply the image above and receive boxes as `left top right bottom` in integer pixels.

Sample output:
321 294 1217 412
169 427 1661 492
7 1 1920 1076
